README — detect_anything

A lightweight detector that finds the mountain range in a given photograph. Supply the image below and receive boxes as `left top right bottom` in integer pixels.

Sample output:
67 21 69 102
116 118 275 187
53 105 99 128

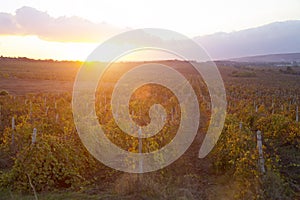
228 53 300 63
194 20 300 60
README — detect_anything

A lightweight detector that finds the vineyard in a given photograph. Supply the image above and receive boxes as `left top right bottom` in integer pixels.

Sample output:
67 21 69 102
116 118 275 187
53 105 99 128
0 58 299 199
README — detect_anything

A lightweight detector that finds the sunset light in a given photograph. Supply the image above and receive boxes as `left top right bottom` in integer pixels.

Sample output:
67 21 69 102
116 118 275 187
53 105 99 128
1 0 300 60
0 1 300 199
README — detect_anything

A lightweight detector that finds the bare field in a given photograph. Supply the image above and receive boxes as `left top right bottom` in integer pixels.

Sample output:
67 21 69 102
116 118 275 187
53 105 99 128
1 58 300 96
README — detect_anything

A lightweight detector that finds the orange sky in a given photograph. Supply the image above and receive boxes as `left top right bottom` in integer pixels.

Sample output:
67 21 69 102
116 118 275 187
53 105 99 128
1 0 300 60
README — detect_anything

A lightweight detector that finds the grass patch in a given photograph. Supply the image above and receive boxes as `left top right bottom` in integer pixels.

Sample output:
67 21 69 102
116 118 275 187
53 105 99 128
231 70 256 77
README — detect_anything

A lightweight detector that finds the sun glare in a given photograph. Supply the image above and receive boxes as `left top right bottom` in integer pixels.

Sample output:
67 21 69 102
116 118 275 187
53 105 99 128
0 35 97 61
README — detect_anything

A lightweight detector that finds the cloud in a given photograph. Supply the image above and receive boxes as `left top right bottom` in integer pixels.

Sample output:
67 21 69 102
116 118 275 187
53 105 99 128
0 7 210 61
0 6 127 43
0 13 20 34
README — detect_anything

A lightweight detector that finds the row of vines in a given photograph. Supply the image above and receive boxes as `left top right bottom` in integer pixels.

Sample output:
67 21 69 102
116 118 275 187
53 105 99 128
0 75 299 199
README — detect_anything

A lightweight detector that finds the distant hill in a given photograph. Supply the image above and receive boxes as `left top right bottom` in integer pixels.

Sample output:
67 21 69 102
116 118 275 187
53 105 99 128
227 53 300 63
194 20 300 60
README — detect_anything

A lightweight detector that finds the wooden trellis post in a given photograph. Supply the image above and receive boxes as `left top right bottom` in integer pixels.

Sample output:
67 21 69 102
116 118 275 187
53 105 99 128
256 130 265 174
296 106 299 122
11 117 15 149
29 101 32 122
138 127 143 173
45 106 49 115
44 97 47 110
55 113 59 123
32 128 37 144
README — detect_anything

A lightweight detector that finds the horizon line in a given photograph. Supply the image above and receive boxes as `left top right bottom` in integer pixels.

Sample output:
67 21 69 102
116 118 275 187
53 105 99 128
2 52 300 63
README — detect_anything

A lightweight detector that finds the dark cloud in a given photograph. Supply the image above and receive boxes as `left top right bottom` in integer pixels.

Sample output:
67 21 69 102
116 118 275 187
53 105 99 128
0 6 126 42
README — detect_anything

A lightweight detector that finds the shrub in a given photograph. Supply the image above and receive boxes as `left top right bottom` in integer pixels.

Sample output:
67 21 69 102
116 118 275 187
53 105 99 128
0 90 9 96
231 71 256 77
